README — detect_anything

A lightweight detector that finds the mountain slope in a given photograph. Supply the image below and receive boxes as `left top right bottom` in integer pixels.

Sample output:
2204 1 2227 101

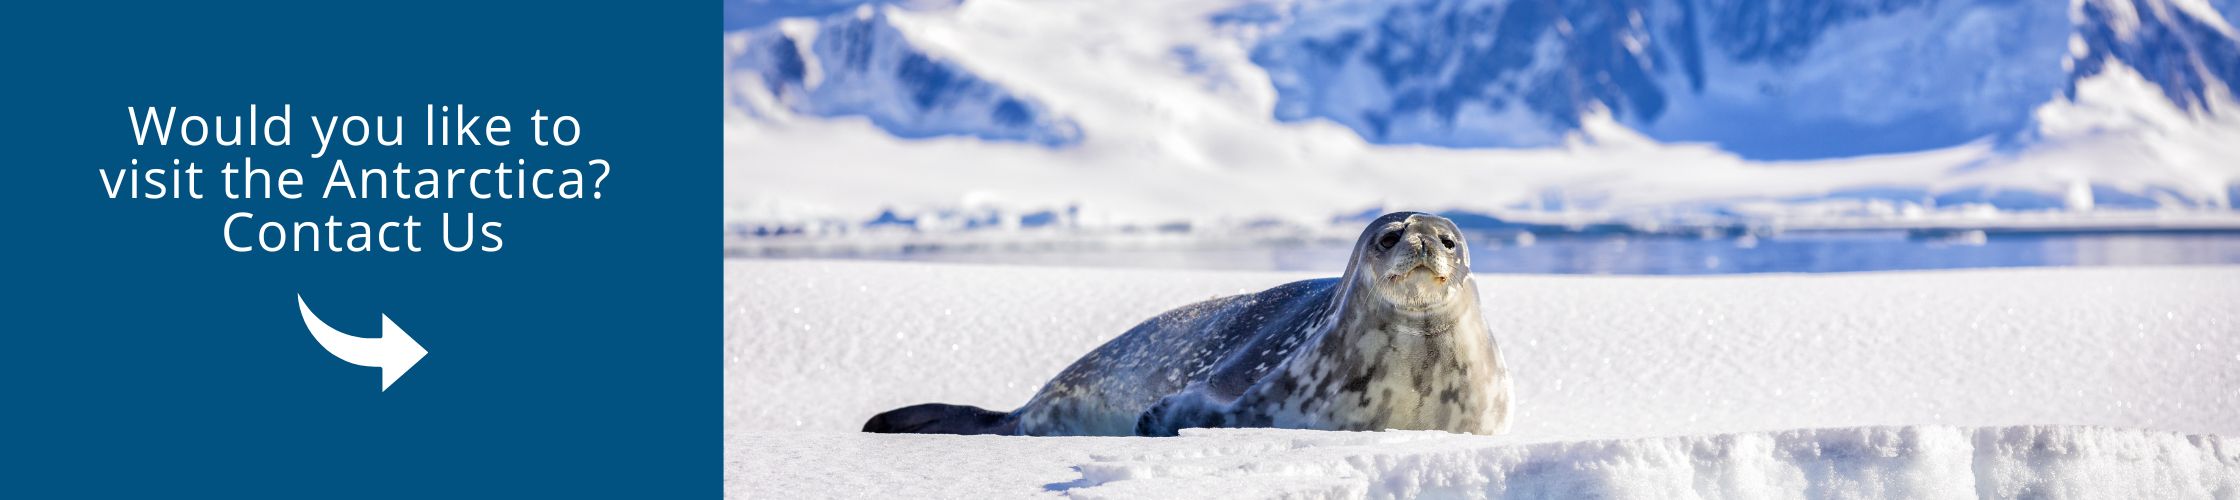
1245 0 2240 159
726 6 1080 145
721 0 2240 230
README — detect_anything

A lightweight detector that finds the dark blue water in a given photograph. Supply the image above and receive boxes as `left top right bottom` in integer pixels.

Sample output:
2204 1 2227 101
832 232 2240 274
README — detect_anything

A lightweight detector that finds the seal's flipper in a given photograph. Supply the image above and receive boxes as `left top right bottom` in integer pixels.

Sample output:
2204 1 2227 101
863 403 1015 435
1134 391 1232 437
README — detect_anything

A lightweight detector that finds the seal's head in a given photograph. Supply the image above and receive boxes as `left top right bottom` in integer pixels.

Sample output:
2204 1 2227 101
1344 212 1474 315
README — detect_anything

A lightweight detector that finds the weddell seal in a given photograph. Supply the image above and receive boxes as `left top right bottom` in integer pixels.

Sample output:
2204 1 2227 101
863 212 1514 436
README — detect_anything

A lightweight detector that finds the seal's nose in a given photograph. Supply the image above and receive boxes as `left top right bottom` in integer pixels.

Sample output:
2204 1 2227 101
1404 219 1452 251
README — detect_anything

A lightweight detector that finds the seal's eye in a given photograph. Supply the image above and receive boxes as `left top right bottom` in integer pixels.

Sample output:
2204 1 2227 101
1440 235 1456 249
1376 230 1402 250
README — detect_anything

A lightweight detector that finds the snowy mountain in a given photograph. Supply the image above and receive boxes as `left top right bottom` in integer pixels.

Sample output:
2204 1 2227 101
722 0 2240 235
1246 0 2240 158
2069 0 2240 113
727 5 1080 145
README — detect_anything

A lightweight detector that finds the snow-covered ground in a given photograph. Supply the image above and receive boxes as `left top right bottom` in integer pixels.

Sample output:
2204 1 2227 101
732 426 2238 498
724 260 2240 497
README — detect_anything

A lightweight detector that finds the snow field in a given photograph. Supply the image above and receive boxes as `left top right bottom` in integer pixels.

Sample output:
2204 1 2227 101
726 260 2240 497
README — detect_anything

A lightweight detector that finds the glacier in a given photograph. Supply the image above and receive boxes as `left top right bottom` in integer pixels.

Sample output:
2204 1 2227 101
720 0 2240 256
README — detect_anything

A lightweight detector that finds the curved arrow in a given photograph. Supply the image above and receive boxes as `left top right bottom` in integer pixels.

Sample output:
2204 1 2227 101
299 294 427 391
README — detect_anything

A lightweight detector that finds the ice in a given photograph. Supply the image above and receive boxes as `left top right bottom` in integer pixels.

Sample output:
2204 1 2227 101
722 2 2240 241
729 426 2240 498
725 260 2240 497
1068 426 2238 499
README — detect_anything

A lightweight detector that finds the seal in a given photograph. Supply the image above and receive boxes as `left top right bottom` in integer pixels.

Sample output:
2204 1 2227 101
863 212 1513 437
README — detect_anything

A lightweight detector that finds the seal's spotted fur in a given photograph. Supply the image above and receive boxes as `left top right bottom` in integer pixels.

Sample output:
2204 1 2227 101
864 212 1513 437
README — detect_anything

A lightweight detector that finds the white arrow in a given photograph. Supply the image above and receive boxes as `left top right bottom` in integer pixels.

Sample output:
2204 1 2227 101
298 294 428 391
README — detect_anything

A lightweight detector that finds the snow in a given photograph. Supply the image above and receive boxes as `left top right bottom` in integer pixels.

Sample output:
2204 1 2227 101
721 0 2240 237
2041 54 2217 138
2005 60 2240 208
727 6 1082 145
719 1 2240 493
733 426 2240 498
725 259 2240 497
2166 0 2240 39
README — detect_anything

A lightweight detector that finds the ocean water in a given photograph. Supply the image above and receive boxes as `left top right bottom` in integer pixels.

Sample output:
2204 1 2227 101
773 232 2240 274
